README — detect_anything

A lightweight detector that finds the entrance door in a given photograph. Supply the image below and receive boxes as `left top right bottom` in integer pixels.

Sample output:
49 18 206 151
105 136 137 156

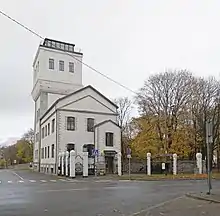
105 156 114 174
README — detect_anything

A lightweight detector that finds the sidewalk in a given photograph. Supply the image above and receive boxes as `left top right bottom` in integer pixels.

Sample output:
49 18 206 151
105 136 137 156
143 196 220 216
186 191 220 203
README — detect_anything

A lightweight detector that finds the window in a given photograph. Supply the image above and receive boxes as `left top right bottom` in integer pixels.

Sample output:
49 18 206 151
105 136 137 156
48 123 50 135
48 146 50 158
59 60 64 71
45 125 47 137
69 62 74 72
83 144 94 158
41 148 44 159
42 127 44 139
49 58 54 69
45 147 47 158
87 118 94 132
106 132 114 147
52 119 55 133
51 144 55 158
67 117 75 131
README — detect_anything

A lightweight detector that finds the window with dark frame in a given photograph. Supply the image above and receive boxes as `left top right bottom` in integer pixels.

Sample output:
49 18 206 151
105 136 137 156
42 127 44 139
48 146 50 158
67 117 75 131
51 144 55 158
87 118 94 132
59 60 64 71
41 148 44 159
52 119 55 133
105 132 114 147
69 62 74 73
48 123 50 135
45 147 47 158
49 58 54 69
45 125 47 137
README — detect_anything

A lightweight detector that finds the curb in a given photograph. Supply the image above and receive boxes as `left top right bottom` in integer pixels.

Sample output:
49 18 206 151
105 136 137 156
118 178 208 181
186 193 220 203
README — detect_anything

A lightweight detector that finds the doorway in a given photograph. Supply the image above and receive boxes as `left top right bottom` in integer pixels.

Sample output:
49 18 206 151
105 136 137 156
105 156 114 174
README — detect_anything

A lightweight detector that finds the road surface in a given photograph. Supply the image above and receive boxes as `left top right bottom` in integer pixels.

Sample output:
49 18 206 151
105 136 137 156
0 169 219 216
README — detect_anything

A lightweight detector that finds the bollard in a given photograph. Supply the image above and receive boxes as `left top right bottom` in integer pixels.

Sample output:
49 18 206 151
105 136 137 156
173 154 177 175
65 151 69 177
147 153 151 176
118 152 122 176
196 153 202 174
82 152 88 177
70 150 76 178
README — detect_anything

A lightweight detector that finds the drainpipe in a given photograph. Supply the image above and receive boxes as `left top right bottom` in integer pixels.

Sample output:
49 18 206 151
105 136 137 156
55 108 58 174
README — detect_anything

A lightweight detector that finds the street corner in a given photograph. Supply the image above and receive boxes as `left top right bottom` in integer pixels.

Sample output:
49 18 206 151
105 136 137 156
186 192 220 204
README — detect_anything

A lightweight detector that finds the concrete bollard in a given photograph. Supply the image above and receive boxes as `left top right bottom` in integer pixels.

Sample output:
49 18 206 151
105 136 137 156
82 152 88 177
147 153 151 175
173 154 177 175
196 153 202 174
70 150 76 178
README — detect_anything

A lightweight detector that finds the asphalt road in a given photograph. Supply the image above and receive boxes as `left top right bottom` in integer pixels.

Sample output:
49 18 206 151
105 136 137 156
0 169 220 216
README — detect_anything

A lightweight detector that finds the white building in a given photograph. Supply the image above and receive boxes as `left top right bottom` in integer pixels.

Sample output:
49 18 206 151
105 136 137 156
32 38 121 175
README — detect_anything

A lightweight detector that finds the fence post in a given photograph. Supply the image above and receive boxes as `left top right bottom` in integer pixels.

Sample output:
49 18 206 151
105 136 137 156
173 154 177 175
147 153 151 175
196 153 202 174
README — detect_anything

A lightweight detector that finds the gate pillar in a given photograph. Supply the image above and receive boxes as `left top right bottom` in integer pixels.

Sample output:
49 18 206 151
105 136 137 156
196 153 202 174
65 151 69 177
173 154 177 175
147 153 151 175
70 150 76 178
83 152 88 177
61 152 65 176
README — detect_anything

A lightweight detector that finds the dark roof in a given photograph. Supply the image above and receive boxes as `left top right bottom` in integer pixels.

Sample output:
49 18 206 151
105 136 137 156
94 119 121 128
40 38 83 55
40 85 118 120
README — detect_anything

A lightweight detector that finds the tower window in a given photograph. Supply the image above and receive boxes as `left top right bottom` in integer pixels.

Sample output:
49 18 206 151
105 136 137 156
49 58 54 69
69 62 74 73
59 60 64 71
106 132 114 147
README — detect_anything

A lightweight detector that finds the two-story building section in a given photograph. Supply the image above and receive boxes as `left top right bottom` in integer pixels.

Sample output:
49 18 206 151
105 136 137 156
32 38 121 175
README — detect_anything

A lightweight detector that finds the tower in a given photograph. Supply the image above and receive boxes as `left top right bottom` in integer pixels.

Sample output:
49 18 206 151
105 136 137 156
32 38 83 167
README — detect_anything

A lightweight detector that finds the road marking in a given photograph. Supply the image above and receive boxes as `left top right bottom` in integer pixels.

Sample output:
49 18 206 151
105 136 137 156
18 180 24 183
59 179 67 182
29 180 36 183
129 196 184 216
50 180 57 182
36 187 89 193
11 171 24 180
8 181 12 183
40 180 47 183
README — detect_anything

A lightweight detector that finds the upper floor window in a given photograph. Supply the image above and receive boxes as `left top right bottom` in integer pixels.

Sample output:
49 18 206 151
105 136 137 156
67 117 75 131
41 148 44 159
51 144 55 158
47 146 50 158
48 123 50 136
106 132 114 147
45 147 47 158
49 58 54 69
59 60 64 71
45 125 47 137
69 62 74 73
42 127 44 139
52 119 55 133
87 118 94 132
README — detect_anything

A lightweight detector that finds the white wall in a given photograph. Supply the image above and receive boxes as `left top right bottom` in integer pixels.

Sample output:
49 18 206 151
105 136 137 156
58 110 117 154
40 113 56 166
95 121 121 153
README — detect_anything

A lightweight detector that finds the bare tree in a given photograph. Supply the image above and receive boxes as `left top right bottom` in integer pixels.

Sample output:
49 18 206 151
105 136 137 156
136 69 195 153
114 97 133 158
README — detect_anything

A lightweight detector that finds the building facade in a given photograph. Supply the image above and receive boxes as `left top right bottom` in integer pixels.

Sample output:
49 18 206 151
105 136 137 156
32 39 121 175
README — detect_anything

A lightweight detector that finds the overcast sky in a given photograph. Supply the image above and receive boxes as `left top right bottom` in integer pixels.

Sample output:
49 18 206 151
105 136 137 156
1 0 220 143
